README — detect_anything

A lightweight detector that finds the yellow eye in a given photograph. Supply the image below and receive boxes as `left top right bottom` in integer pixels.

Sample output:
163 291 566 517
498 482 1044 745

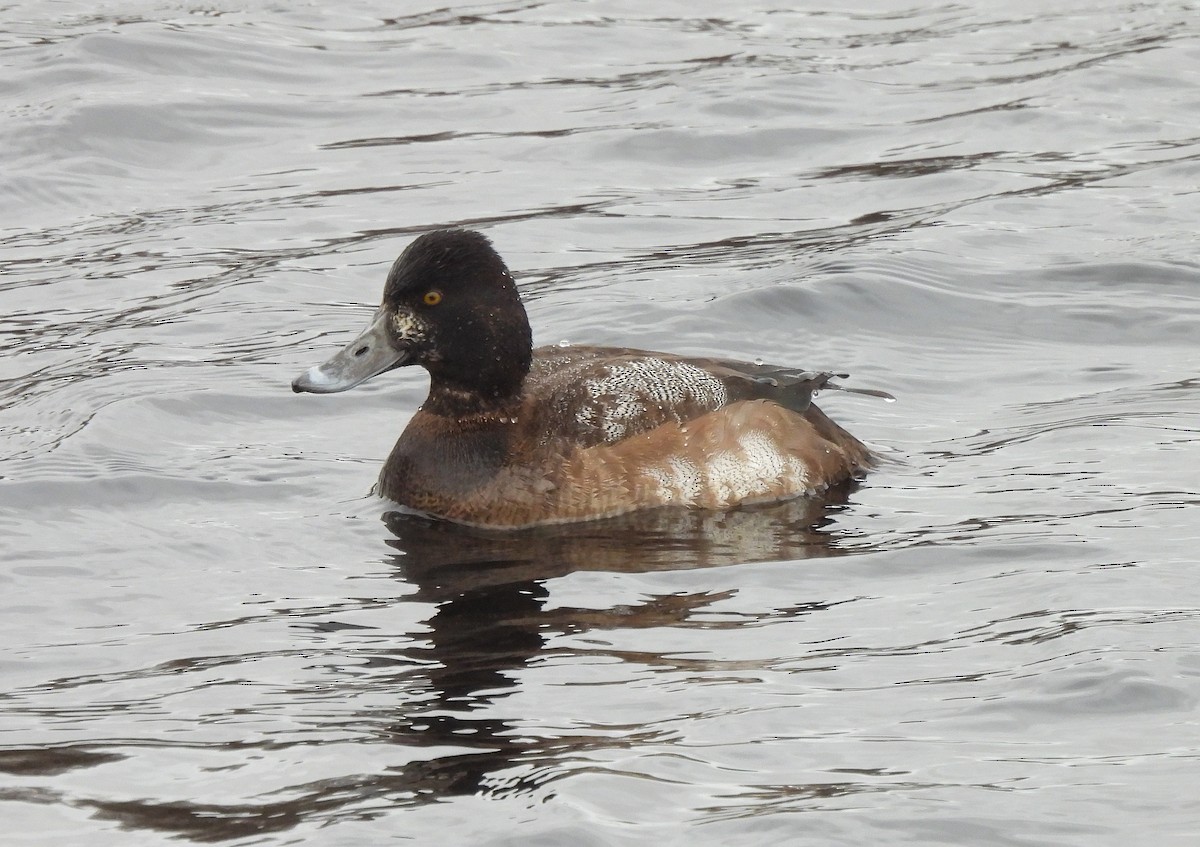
422 290 443 306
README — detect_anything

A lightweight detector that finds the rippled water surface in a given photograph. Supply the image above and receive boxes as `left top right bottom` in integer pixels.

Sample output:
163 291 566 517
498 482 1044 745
3 2 1199 844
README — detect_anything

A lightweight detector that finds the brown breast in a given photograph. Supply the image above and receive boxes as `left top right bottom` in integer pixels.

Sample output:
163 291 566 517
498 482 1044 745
379 396 872 529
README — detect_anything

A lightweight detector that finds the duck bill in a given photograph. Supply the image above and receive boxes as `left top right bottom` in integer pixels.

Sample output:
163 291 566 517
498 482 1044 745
292 308 411 394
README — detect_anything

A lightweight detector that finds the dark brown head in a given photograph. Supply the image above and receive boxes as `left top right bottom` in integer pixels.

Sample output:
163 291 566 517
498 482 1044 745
292 230 533 414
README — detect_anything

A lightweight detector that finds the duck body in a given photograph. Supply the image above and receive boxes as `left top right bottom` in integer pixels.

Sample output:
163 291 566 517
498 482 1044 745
293 230 886 529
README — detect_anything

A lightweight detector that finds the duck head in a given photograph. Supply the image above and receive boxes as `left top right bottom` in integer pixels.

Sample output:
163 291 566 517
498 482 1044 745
292 229 533 410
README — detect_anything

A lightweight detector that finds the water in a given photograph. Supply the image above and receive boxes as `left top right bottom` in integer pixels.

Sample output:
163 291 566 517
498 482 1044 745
3 2 1199 844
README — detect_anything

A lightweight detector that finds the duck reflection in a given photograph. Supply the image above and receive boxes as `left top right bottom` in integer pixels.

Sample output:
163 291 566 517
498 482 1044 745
82 489 860 840
386 482 859 588
378 486 860 802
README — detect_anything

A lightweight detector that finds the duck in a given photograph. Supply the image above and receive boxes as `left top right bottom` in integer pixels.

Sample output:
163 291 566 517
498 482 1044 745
292 229 890 529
